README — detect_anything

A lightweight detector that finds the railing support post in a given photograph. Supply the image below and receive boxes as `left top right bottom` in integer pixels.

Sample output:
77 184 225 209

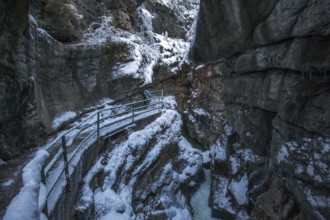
40 165 49 218
61 136 71 192
97 112 100 146
132 106 135 122
161 91 164 109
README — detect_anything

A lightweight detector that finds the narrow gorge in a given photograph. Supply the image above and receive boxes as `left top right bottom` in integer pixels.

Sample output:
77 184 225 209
0 0 329 220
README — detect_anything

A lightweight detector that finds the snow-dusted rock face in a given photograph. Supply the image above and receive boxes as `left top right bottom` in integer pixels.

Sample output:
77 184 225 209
29 0 143 42
143 0 199 38
75 109 203 219
0 0 198 160
192 0 330 219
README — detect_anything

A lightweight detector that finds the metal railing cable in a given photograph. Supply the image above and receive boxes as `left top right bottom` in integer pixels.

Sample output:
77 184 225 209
40 90 164 217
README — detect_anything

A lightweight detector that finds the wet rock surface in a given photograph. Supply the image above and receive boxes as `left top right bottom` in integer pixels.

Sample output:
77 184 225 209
192 0 330 219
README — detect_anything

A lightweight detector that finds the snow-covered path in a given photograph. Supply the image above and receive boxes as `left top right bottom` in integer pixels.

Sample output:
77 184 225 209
3 96 165 220
76 108 203 219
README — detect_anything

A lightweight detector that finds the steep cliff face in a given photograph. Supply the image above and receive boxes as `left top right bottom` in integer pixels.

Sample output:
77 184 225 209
0 0 45 160
0 0 199 160
193 0 330 219
0 0 143 160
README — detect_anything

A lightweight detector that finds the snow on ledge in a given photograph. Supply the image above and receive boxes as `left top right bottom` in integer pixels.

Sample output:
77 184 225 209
52 111 77 129
3 150 49 220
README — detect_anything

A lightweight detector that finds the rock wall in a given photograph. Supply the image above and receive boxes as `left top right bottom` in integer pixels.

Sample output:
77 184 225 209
0 0 44 160
0 0 145 160
0 0 198 161
184 64 226 147
143 0 199 39
34 30 143 133
29 0 144 42
192 0 330 219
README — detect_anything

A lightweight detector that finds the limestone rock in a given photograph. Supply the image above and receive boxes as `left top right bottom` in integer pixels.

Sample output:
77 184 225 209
0 0 46 160
192 0 330 218
252 185 298 220
193 0 330 63
184 64 225 147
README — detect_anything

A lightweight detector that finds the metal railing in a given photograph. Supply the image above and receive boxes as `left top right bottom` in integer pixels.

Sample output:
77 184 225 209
40 90 164 217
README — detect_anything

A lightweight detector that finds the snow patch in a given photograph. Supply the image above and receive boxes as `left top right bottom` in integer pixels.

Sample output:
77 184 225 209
229 175 248 206
276 145 289 162
1 179 14 187
52 111 77 129
202 151 211 164
65 4 84 21
4 150 49 220
229 156 240 175
211 141 227 162
193 108 209 116
163 96 178 110
295 164 304 174
0 159 7 167
224 124 234 136
306 189 330 208
191 169 218 220
213 176 236 214
28 14 37 26
94 188 132 219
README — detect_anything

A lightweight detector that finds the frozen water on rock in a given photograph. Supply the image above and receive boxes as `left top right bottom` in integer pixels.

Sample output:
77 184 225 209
191 169 219 220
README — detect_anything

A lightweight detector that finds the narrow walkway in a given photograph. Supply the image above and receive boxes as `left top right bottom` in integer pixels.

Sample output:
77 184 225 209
0 92 164 219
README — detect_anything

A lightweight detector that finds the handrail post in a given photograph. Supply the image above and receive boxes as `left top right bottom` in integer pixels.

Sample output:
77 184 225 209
132 106 135 122
61 136 71 192
161 91 164 109
97 112 100 145
40 165 49 218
